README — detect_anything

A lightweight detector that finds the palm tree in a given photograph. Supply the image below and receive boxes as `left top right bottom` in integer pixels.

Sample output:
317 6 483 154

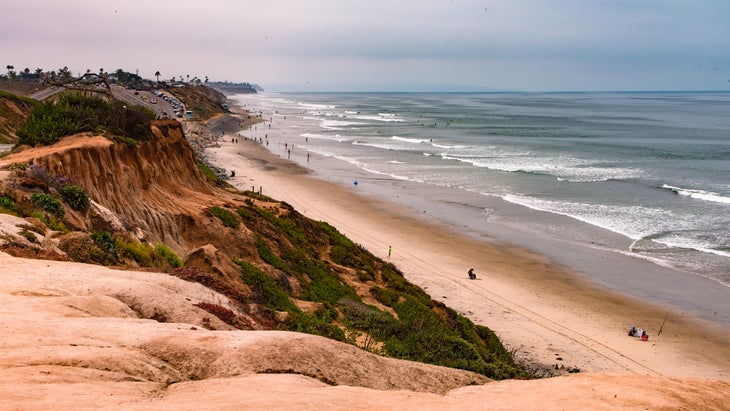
154 71 161 83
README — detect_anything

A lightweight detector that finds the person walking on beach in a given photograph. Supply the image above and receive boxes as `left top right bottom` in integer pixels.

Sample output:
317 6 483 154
388 245 392 258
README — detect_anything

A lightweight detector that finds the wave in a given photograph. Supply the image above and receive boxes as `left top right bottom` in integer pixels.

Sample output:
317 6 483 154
391 136 430 144
441 153 644 182
431 142 468 149
631 231 730 259
321 119 367 128
501 195 672 241
300 133 349 142
662 184 730 204
298 102 336 109
359 166 414 182
307 149 413 181
505 194 730 260
347 114 405 122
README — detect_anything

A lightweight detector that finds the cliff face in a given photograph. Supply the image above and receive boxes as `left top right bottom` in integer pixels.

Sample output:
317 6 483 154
3 119 253 256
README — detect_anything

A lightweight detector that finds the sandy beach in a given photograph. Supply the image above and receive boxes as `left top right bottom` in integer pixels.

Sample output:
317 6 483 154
206 112 730 379
1 109 728 409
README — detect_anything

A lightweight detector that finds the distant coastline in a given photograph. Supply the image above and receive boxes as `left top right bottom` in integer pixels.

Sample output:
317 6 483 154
208 81 261 94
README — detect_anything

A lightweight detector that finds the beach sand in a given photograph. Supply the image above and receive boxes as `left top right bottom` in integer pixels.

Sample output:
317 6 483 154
206 116 730 379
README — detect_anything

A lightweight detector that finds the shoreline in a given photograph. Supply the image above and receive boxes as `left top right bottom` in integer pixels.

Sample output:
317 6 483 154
204 107 730 379
220 93 729 328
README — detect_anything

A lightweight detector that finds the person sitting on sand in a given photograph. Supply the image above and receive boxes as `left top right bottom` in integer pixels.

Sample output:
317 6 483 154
468 268 476 280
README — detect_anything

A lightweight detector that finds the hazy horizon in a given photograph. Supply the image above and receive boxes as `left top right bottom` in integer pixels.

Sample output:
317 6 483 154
2 1 729 93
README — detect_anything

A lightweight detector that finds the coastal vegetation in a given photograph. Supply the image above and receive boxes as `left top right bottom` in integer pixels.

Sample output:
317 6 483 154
225 198 526 379
16 93 155 147
0 86 530 380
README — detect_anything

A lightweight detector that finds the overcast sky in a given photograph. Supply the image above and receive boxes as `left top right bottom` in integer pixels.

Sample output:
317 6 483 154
2 0 729 92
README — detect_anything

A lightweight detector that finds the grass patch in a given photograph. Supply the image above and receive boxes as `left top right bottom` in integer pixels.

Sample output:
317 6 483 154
32 212 68 233
198 162 227 186
209 206 239 228
155 243 182 268
115 236 181 270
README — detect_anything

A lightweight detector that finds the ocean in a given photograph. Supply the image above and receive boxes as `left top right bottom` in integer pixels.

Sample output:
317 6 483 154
230 91 730 314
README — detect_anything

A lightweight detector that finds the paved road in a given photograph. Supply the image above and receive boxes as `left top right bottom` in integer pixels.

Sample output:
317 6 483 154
110 86 181 120
28 86 61 100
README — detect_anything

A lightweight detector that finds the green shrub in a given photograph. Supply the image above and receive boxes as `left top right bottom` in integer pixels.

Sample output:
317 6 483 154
60 184 90 212
296 260 356 305
114 136 138 148
91 231 117 256
278 310 346 342
17 100 82 146
256 241 289 273
236 259 296 312
117 239 164 269
16 93 154 147
339 298 393 330
209 206 239 228
30 211 67 232
30 193 64 217
155 243 182 268
0 195 18 215
236 207 254 221
370 286 401 307
381 264 431 306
